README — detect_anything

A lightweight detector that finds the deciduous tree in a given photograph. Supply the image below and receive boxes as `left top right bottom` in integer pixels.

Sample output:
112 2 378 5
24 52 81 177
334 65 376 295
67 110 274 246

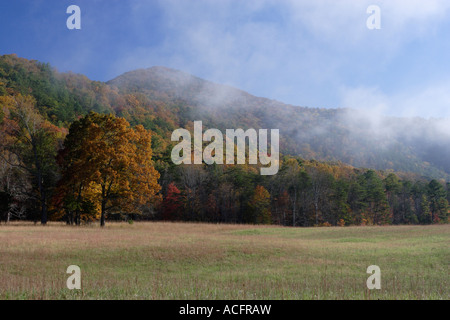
0 95 61 224
58 112 161 226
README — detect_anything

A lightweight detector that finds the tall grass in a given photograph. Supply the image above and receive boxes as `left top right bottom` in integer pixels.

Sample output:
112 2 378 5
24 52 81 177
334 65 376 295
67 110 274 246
0 222 448 299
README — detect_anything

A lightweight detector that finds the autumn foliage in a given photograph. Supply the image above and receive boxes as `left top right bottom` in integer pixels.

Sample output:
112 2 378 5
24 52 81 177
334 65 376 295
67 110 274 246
0 55 449 226
161 182 183 221
248 185 271 224
57 112 161 226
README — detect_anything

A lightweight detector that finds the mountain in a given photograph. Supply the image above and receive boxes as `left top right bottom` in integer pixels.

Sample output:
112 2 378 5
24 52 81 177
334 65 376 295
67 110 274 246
107 66 450 180
1 54 449 180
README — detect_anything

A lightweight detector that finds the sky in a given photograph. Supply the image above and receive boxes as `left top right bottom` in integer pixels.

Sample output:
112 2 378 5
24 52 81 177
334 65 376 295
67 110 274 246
1 0 450 119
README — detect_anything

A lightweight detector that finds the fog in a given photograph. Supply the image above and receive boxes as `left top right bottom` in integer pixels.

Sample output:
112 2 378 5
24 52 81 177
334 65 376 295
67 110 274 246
99 0 450 178
108 0 450 120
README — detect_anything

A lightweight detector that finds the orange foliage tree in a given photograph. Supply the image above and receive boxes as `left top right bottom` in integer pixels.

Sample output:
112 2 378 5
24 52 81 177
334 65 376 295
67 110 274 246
58 112 161 226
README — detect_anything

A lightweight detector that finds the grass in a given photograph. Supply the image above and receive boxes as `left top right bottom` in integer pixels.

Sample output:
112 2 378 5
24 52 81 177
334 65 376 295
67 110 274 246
0 222 448 300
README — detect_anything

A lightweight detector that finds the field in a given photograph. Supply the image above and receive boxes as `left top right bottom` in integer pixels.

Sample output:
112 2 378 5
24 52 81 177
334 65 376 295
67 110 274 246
0 222 448 300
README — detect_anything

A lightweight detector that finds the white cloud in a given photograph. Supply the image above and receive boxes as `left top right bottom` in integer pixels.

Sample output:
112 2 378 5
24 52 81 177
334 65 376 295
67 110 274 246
340 86 389 113
109 0 450 119
395 83 450 119
340 81 450 119
286 0 450 40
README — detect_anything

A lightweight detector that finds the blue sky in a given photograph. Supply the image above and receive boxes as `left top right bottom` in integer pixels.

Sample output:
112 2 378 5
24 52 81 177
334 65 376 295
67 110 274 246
1 0 450 119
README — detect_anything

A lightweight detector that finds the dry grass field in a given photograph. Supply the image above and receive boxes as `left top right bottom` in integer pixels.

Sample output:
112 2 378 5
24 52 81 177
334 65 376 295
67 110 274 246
0 222 448 300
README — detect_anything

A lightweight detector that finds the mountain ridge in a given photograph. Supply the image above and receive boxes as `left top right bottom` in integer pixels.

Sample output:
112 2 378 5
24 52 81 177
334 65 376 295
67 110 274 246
1 54 449 180
106 64 450 180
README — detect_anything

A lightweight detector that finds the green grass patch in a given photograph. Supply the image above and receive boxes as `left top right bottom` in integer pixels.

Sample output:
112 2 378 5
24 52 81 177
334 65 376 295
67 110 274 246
0 222 448 300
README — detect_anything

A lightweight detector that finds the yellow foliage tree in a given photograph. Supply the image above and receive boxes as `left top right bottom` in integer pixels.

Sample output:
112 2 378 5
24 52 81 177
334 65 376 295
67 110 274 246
248 185 272 224
58 112 161 226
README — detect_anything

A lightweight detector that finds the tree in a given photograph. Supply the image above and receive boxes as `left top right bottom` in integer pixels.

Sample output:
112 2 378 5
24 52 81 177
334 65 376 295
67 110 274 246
0 95 61 224
272 190 289 225
277 158 310 226
306 163 334 225
161 182 183 221
331 179 351 225
446 182 450 204
248 185 271 224
359 170 391 225
397 181 417 224
178 164 207 221
427 180 448 223
411 181 430 224
58 112 161 226
348 176 367 225
0 141 28 223
0 191 11 222
225 166 256 223
384 173 402 224
419 194 432 224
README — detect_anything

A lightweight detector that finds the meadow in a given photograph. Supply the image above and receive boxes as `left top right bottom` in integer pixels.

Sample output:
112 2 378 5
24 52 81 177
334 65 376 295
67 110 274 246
0 222 448 300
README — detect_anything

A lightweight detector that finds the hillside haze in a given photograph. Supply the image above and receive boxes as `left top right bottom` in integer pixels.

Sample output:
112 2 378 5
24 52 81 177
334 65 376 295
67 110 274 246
1 55 449 180
108 66 450 180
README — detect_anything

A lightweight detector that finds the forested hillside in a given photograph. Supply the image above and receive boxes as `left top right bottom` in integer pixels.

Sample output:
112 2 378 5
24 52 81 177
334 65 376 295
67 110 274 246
108 66 450 180
0 54 449 226
2 54 449 180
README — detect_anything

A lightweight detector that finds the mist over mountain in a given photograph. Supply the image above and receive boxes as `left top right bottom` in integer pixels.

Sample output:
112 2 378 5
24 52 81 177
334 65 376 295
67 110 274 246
108 66 450 180
1 54 449 180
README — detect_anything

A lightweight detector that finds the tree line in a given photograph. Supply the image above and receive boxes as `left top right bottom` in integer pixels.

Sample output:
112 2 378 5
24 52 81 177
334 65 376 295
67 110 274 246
159 159 449 226
0 95 160 225
1 94 448 226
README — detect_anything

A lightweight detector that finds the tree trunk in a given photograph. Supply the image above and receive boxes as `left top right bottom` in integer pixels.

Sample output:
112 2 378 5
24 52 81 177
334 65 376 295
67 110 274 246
32 139 47 225
74 185 82 226
41 188 47 225
66 211 73 225
314 201 319 225
292 188 297 226
99 183 106 227
100 199 106 227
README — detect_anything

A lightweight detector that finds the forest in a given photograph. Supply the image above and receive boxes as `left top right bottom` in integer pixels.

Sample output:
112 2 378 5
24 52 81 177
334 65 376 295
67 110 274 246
0 54 449 226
